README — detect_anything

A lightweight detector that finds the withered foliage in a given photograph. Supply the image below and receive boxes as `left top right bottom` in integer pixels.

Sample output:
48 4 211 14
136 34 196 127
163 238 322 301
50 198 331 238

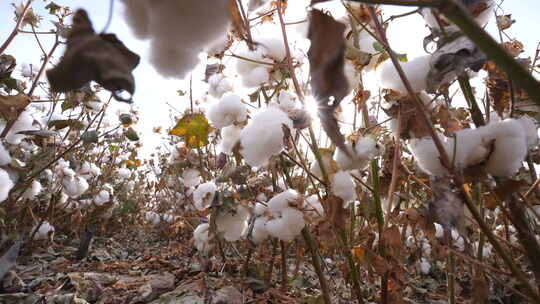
46 9 140 102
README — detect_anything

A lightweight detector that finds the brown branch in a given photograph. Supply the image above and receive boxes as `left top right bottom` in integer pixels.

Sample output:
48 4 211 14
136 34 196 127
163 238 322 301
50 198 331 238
0 0 34 55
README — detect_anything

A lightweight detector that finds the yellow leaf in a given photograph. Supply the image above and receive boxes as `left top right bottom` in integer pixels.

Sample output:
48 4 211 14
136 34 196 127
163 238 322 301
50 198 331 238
169 113 212 148
351 247 365 264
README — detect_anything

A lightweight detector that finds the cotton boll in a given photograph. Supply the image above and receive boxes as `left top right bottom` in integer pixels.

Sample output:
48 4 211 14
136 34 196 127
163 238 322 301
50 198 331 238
254 202 268 215
266 208 305 241
378 55 431 94
208 93 248 128
193 223 213 253
305 194 324 216
117 167 131 179
516 116 538 147
252 217 269 244
0 169 14 203
242 66 270 88
419 258 431 274
208 74 233 98
0 142 11 166
146 211 161 226
235 48 272 74
336 137 382 170
22 180 42 200
332 171 356 203
182 168 201 187
483 119 527 176
193 182 217 210
94 190 110 206
215 205 249 241
277 91 296 111
62 176 89 198
240 107 293 167
34 221 55 240
5 109 37 145
258 37 287 61
220 125 242 154
434 223 444 238
267 190 300 214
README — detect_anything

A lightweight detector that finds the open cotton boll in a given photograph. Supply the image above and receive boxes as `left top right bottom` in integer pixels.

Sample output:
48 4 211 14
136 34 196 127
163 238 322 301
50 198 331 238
254 202 268 216
483 119 527 176
193 182 217 211
240 107 293 167
94 190 110 206
419 258 431 274
235 48 273 74
215 205 249 241
117 167 131 179
220 125 242 154
62 176 89 198
516 116 538 147
182 168 201 188
252 217 270 244
277 91 296 111
378 55 431 94
258 37 287 62
23 180 42 200
268 189 300 214
0 169 14 203
305 194 324 216
332 171 356 203
34 221 54 240
208 74 233 98
208 94 248 128
336 137 382 170
242 66 270 88
145 211 161 226
266 208 305 241
0 142 11 166
193 223 212 253
5 109 37 145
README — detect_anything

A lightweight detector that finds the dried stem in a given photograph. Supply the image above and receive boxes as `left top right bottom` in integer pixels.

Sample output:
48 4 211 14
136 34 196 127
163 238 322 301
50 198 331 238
0 0 34 55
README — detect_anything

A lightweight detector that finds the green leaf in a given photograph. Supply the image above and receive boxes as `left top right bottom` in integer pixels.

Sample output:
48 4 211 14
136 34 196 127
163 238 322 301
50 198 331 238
48 119 85 130
45 2 61 15
169 113 212 148
81 130 98 144
119 113 133 125
372 42 385 53
397 53 408 62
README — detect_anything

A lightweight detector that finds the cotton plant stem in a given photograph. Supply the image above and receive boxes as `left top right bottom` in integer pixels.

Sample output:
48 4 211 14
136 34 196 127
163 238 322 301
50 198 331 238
301 228 332 304
280 240 288 288
0 0 34 55
458 74 485 126
365 6 540 302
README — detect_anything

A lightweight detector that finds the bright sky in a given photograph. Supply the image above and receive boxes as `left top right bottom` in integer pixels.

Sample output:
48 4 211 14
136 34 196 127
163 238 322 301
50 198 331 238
0 0 538 157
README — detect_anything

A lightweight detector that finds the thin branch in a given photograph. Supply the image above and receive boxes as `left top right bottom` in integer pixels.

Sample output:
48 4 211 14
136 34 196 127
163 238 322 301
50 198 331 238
0 0 34 55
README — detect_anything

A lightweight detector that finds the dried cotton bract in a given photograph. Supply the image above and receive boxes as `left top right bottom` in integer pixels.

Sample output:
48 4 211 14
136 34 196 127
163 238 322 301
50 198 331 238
121 0 230 78
240 107 293 167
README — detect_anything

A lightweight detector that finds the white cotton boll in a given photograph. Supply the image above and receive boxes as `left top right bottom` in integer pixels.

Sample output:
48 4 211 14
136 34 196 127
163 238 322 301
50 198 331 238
61 167 76 178
254 203 268 215
208 93 248 128
6 109 37 145
235 48 272 74
62 176 89 198
268 190 300 214
43 169 53 182
34 221 54 240
483 119 527 176
193 223 212 253
256 192 267 202
162 214 178 223
516 116 538 147
121 0 150 38
0 169 14 203
0 142 11 166
94 190 110 206
117 167 131 179
332 171 356 203
277 91 296 111
258 37 287 61
240 107 293 167
252 217 269 244
434 223 444 238
419 258 431 274
378 55 431 94
207 35 230 56
266 208 305 241
215 205 249 241
22 180 41 200
242 66 270 88
305 194 324 216
208 74 233 98
145 211 161 226
220 125 242 154
336 137 382 170
182 168 201 188
193 182 217 211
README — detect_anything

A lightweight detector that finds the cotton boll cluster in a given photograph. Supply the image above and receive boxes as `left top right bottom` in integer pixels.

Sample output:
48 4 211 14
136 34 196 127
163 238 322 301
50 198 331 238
182 169 201 188
22 180 42 200
193 182 217 211
94 190 111 206
121 0 230 78
235 46 275 89
34 221 55 240
265 190 306 241
378 55 431 94
240 107 293 167
332 171 356 203
0 169 14 203
215 205 249 241
193 223 213 253
62 176 89 198
220 125 242 154
79 162 102 180
208 74 233 98
208 93 248 128
336 136 383 171
0 142 11 165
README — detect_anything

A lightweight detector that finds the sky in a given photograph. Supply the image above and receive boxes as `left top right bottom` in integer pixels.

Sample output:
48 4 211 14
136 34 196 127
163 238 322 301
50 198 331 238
0 0 539 157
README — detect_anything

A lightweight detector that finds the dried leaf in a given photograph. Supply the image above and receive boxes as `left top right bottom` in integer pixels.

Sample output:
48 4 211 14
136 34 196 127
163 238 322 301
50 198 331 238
0 93 30 121
46 10 140 102
501 40 524 57
0 54 16 79
496 14 514 31
228 0 248 41
169 113 212 148
308 3 350 155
